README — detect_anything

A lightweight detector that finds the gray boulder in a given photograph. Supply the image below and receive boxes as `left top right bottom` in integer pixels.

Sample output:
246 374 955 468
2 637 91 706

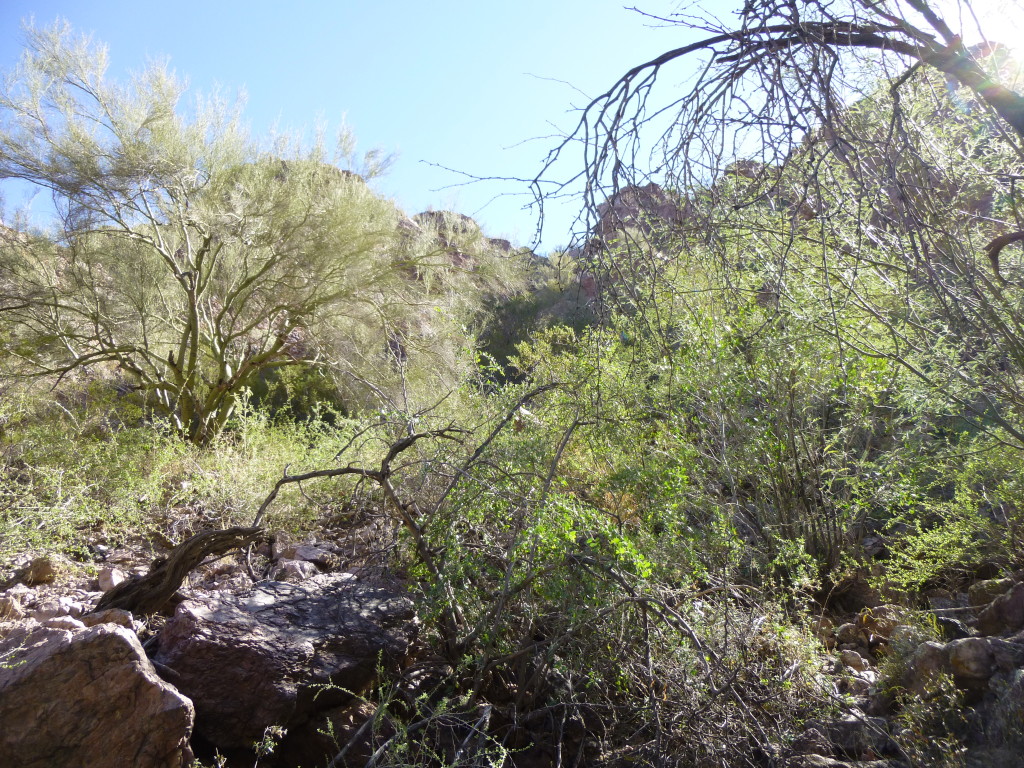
0 623 194 768
154 573 418 749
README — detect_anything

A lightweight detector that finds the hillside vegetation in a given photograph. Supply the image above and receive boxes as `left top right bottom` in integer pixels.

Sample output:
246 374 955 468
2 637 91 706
4 5 1024 768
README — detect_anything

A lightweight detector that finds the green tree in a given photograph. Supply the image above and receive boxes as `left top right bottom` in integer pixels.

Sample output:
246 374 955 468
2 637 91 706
0 24 422 444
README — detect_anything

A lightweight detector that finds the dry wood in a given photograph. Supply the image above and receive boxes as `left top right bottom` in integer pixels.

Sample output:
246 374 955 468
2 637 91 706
91 526 264 615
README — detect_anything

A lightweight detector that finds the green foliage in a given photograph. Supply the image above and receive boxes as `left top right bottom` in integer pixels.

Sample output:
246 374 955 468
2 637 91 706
6 12 1024 767
0 23 525 444
0 379 383 567
876 433 1024 592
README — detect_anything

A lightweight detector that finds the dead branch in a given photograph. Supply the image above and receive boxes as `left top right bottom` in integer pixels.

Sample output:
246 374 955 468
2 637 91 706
985 230 1024 282
250 425 471 651
91 526 264 615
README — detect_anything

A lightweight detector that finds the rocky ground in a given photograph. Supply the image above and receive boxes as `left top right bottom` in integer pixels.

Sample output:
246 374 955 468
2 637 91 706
3 533 1024 767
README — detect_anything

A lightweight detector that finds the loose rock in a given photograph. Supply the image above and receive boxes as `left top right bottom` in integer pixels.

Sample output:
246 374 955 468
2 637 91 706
0 595 23 621
836 623 866 647
268 558 318 581
28 595 85 622
21 556 57 585
43 616 86 631
97 566 126 592
279 543 338 570
841 649 870 672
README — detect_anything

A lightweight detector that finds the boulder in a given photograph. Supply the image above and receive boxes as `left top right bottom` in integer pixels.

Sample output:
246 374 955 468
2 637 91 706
902 641 951 696
857 605 900 640
154 573 418 750
977 582 1024 635
0 623 194 768
948 638 996 684
968 577 1015 607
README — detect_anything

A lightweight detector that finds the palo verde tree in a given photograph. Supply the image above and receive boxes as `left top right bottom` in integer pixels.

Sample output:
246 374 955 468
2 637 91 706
0 23 422 444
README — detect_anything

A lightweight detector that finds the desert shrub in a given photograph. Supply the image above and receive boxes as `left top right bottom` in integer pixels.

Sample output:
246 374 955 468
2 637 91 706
0 378 393 567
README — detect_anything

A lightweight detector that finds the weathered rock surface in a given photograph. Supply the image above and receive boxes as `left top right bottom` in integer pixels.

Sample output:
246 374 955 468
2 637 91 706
154 573 418 749
977 582 1024 635
948 637 996 684
98 565 127 592
81 606 136 629
836 622 866 647
0 623 194 768
786 757 905 768
592 183 688 244
968 577 1015 607
903 640 952 696
28 594 86 621
0 594 23 620
268 557 319 582
841 649 870 672
967 667 1024 763
21 555 57 585
802 713 893 760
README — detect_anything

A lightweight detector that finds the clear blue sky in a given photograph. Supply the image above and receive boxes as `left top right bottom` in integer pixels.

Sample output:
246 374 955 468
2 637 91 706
0 1 739 252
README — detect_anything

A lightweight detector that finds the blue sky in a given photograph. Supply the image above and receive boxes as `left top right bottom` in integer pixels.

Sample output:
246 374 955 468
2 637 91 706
0 1 733 253
4 1 1015 252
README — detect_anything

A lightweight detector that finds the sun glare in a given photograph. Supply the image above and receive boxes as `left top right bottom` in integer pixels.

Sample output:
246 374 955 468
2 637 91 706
945 0 1024 60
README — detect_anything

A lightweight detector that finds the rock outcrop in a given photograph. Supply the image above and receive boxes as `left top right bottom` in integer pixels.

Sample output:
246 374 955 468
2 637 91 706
0 622 194 768
153 573 418 749
591 183 688 245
